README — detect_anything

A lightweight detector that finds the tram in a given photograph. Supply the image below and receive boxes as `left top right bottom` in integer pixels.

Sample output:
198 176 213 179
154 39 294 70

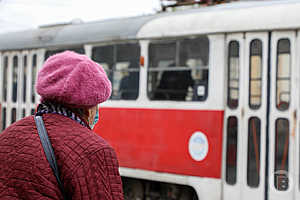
1 0 300 199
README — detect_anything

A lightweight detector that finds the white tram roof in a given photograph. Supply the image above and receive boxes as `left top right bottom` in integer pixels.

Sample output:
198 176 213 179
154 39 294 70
0 0 299 51
138 0 300 38
0 15 156 51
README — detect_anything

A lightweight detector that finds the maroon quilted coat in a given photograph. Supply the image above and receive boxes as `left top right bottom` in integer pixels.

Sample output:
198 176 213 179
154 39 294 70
0 113 124 200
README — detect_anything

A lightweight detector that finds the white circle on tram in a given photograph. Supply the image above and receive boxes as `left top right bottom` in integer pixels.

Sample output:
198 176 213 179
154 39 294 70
188 131 209 161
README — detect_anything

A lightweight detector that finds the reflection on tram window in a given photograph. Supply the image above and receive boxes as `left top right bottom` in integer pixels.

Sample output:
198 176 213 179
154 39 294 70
225 116 238 185
249 39 262 109
2 56 8 102
2 107 6 131
276 39 291 111
92 43 140 100
31 55 37 103
274 118 289 191
148 36 209 101
227 41 240 109
23 55 27 103
11 108 16 124
45 47 85 60
12 56 18 103
247 117 261 188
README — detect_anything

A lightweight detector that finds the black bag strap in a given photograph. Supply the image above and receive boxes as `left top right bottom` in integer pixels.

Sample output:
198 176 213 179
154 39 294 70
34 116 69 200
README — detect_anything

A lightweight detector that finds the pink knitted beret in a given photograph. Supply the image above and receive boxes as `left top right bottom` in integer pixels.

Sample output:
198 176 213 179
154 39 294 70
36 51 112 108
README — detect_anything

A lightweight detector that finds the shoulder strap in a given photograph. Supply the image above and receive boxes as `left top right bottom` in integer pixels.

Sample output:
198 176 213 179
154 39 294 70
34 116 69 200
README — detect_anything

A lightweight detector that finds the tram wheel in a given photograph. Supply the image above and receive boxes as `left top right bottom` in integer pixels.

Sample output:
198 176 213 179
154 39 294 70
179 187 198 200
123 179 144 200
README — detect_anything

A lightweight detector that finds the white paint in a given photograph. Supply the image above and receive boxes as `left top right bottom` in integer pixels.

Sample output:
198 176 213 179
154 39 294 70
188 131 209 161
100 99 224 110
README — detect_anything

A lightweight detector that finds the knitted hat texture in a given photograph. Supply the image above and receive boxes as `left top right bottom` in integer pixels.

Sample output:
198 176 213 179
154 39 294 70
36 51 112 107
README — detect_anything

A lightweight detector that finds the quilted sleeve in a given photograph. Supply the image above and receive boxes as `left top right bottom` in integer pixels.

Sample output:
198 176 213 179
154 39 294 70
69 147 124 200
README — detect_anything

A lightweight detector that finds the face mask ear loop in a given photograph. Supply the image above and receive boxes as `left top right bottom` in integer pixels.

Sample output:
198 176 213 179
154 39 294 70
91 107 99 129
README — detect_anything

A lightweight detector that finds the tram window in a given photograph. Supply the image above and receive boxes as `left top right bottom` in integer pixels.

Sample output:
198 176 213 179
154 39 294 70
148 36 209 101
12 56 18 103
92 43 140 100
31 55 37 103
274 118 289 191
11 108 16 124
227 41 240 109
2 56 8 102
148 41 176 100
276 39 291 111
249 40 262 109
116 44 140 100
22 108 26 118
225 116 238 185
45 47 85 60
2 107 6 131
92 45 113 78
23 55 27 103
247 117 261 188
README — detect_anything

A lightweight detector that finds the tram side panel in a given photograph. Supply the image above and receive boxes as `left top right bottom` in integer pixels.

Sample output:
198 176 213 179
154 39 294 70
94 35 226 195
94 107 224 178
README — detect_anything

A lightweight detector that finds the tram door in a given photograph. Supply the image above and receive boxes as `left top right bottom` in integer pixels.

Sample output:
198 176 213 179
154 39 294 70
268 31 298 200
223 31 299 200
0 50 42 132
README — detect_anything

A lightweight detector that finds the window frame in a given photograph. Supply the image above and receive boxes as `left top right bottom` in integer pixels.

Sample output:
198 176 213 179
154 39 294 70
11 107 16 124
275 38 291 111
1 107 6 131
31 54 37 103
247 117 261 188
44 46 85 61
23 55 27 103
91 42 141 101
248 39 263 110
227 40 240 109
274 118 290 191
2 56 8 102
12 55 18 103
225 116 239 185
147 36 210 102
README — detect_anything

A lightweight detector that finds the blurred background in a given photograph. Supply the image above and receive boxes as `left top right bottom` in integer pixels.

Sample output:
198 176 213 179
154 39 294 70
0 0 270 34
0 0 161 33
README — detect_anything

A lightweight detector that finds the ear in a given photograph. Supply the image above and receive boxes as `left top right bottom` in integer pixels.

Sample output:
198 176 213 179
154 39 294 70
87 106 97 125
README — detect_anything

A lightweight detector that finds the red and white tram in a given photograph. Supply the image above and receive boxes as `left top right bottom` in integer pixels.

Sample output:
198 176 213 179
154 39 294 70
1 0 300 199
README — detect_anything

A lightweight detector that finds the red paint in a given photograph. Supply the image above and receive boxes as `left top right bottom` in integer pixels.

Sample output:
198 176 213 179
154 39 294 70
94 107 224 178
